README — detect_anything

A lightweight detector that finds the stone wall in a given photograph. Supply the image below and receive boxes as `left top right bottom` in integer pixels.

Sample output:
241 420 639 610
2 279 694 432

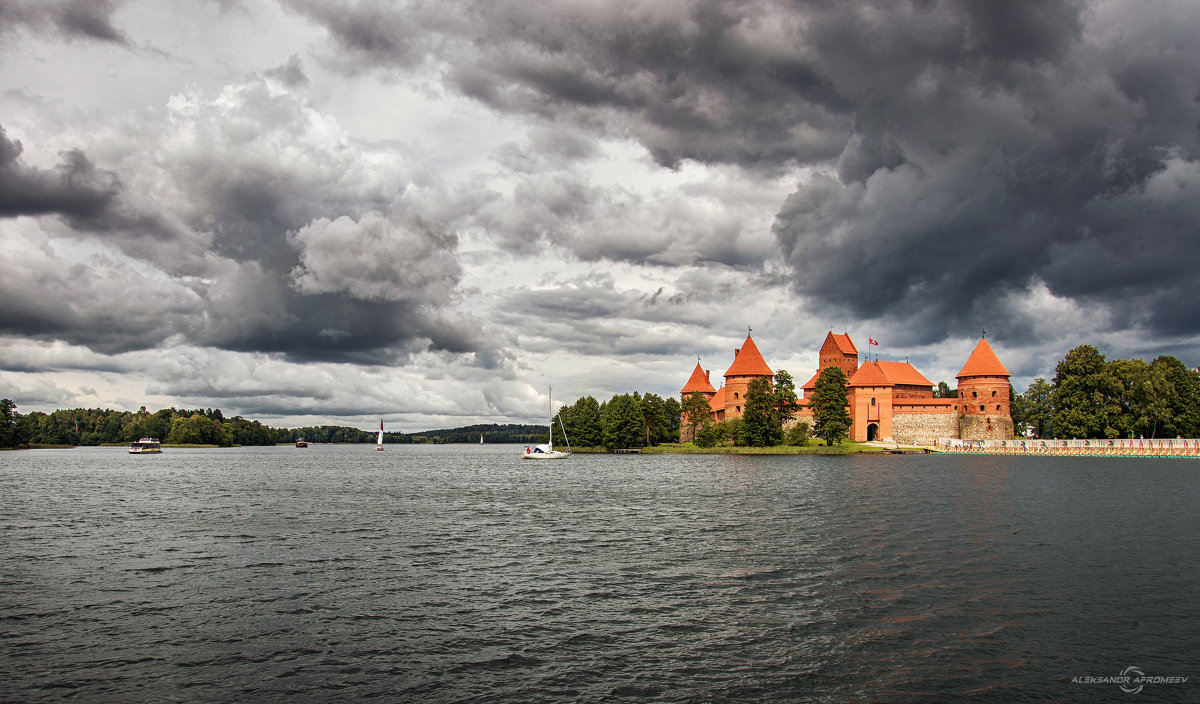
892 411 960 445
959 414 1015 441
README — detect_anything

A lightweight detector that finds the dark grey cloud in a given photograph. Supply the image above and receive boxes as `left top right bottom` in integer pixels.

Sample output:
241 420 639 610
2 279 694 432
774 0 1200 345
0 78 490 365
284 0 852 169
0 0 128 44
286 0 1200 353
0 124 119 219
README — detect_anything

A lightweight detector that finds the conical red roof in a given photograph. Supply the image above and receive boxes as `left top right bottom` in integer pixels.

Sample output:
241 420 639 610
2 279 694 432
956 338 1011 379
681 363 717 394
724 335 774 378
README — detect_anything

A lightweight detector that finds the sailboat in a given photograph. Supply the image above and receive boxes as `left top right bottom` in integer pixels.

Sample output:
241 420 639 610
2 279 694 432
480 434 484 444
522 386 571 460
375 420 385 451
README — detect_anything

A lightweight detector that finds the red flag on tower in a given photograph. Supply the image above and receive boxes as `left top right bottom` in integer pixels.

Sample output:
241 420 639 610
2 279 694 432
869 338 879 346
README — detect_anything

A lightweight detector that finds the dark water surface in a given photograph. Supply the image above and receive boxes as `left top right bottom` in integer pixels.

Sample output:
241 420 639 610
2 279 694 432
2 445 1196 702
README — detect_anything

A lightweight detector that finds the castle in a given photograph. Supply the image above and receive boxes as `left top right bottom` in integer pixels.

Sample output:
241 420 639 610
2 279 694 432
681 331 1014 445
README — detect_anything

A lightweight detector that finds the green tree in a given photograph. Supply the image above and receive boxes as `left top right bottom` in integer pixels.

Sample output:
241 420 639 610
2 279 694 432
809 366 851 445
1153 356 1200 437
1120 359 1174 438
1051 345 1122 438
772 370 801 428
167 413 221 445
602 393 645 450
638 392 675 446
663 396 681 442
934 381 957 398
681 392 713 443
1013 377 1053 438
1 398 30 448
739 377 778 446
565 396 603 447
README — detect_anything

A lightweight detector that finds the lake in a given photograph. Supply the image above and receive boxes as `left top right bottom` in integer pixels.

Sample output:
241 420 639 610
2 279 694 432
1 445 1196 702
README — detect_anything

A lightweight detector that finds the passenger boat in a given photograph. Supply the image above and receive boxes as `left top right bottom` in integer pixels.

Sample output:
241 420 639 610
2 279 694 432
296 438 309 447
128 438 162 454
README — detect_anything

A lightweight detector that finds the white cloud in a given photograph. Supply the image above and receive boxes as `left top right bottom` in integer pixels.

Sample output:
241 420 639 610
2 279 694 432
288 212 460 303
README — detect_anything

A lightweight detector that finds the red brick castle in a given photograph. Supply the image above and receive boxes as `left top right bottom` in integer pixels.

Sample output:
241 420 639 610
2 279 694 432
681 331 1014 445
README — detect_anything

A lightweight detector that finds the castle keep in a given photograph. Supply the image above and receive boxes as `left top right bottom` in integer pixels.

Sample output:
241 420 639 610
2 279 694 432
681 332 1014 445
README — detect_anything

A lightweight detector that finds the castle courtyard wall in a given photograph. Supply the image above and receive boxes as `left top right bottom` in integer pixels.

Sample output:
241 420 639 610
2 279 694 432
959 414 1015 442
892 411 961 446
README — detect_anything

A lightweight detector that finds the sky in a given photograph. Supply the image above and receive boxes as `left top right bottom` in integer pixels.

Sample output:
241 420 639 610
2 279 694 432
1 0 1199 432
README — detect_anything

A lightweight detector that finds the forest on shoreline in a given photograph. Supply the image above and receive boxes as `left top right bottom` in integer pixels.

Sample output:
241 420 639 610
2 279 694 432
0 400 548 449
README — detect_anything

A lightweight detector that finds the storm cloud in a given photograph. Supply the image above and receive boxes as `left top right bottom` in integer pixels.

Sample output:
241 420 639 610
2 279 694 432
286 0 1200 347
2 0 1199 427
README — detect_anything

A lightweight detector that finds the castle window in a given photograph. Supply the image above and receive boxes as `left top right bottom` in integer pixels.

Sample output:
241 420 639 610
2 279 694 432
997 405 1002 411
980 405 985 412
871 397 876 406
733 392 739 399
972 391 978 398
992 390 997 397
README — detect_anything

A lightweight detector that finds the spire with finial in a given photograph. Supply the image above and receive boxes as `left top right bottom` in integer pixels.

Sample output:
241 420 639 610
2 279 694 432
981 328 987 339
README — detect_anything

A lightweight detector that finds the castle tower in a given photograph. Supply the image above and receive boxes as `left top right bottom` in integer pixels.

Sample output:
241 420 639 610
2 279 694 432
956 335 1014 441
722 333 773 419
680 361 718 442
680 361 717 403
819 332 859 379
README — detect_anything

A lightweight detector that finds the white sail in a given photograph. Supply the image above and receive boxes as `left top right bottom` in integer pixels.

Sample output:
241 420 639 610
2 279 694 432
376 420 384 450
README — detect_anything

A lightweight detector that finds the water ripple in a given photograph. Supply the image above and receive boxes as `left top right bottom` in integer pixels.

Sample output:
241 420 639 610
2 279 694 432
1 447 1197 702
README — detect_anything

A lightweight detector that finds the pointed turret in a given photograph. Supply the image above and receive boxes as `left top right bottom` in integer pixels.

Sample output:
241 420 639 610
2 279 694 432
956 335 1014 441
681 362 717 395
956 337 1011 380
724 334 773 378
720 333 773 420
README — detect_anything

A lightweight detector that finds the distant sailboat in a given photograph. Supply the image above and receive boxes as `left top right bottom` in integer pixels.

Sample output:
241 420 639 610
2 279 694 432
480 434 484 444
376 420 385 451
522 386 571 460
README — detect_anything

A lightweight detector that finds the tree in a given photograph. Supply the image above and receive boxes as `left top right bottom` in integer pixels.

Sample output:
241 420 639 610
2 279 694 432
772 370 801 429
1013 377 1053 438
1051 345 1122 438
681 392 713 443
934 381 957 398
1 398 30 448
1114 359 1174 439
167 413 221 445
739 376 779 446
638 392 675 446
809 366 851 445
1153 356 1200 437
565 396 603 447
602 393 645 450
662 396 681 442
